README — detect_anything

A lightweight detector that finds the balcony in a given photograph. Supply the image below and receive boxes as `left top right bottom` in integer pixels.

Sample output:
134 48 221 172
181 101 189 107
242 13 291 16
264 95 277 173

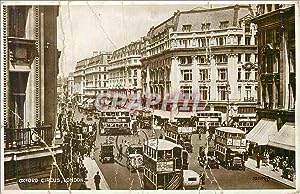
244 97 255 102
4 125 53 150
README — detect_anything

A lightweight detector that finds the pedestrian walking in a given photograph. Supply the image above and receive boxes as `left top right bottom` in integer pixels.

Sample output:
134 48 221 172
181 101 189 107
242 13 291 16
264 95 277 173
256 152 261 168
118 144 123 160
94 171 101 190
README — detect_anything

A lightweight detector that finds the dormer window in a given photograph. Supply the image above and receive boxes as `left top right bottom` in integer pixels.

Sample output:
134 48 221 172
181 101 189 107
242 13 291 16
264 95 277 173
182 24 192 32
201 23 210 31
220 21 229 29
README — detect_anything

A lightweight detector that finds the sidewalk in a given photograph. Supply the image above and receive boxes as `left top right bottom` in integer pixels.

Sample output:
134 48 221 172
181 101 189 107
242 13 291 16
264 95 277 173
245 158 296 188
83 156 110 190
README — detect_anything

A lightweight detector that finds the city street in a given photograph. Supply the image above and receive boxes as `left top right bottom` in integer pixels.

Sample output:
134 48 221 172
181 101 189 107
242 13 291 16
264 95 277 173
73 108 292 190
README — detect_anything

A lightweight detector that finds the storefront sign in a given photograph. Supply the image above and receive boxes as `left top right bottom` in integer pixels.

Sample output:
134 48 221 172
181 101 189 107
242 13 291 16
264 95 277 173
157 161 173 172
233 139 241 147
227 138 233 145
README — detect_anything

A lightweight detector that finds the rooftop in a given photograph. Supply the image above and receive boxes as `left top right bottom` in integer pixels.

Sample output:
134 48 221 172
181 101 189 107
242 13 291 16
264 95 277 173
216 127 246 134
145 138 183 150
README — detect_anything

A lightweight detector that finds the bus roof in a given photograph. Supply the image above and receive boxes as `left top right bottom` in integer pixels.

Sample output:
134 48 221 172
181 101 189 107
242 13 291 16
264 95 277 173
215 127 245 134
196 110 222 114
145 139 183 150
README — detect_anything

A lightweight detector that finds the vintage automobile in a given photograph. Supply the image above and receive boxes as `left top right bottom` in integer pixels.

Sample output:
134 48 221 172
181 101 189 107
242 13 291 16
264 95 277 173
126 145 143 172
99 143 114 163
183 170 202 190
225 152 245 170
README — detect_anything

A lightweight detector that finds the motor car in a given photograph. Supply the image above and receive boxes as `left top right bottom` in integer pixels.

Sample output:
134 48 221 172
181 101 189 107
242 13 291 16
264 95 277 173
99 143 114 163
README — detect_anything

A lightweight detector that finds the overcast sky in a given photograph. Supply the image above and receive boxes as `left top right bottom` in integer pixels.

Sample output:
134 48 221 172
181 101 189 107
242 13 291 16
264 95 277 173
56 2 240 77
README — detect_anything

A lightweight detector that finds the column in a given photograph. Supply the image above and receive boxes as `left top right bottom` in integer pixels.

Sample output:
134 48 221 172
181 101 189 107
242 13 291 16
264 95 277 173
210 55 217 101
192 55 199 95
227 54 238 101
170 56 180 99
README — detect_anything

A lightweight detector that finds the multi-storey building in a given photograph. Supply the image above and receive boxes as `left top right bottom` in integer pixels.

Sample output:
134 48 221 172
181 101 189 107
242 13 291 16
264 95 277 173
140 5 258 131
2 5 62 188
247 5 295 159
73 58 88 103
108 41 142 96
67 72 74 99
84 51 111 98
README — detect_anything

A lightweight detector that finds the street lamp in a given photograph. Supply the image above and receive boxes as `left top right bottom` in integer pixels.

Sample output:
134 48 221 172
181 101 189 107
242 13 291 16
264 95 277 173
226 81 231 126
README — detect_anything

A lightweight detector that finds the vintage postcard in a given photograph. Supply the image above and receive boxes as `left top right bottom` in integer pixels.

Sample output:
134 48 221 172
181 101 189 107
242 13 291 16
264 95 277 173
0 1 298 193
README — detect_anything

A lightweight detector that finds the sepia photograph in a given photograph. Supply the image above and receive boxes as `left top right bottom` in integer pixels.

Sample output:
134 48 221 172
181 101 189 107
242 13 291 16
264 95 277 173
0 1 298 193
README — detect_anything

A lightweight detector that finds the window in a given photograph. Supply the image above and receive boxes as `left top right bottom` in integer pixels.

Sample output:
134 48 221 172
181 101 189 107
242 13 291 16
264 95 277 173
238 86 241 100
238 53 242 63
245 23 250 33
238 68 241 80
181 69 192 81
198 56 206 64
245 37 251 45
218 69 227 80
219 37 224 46
245 86 251 99
255 68 258 80
199 69 209 81
220 21 229 29
134 70 137 77
201 23 211 31
245 71 251 80
267 4 272 12
8 7 29 38
245 54 251 62
216 55 228 63
218 86 227 100
180 86 192 98
133 79 137 86
201 38 206 47
199 86 208 100
182 24 192 32
134 59 138 63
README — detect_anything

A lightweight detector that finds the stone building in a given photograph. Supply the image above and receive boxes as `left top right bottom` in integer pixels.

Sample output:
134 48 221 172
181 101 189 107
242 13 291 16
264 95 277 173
2 5 62 187
140 5 258 130
247 5 295 159
108 41 143 96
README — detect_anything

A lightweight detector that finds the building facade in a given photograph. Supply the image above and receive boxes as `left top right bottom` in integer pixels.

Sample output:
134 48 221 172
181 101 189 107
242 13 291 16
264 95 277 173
2 5 62 186
247 4 295 159
140 5 258 130
108 41 143 96
84 51 111 98
67 72 74 99
73 58 88 103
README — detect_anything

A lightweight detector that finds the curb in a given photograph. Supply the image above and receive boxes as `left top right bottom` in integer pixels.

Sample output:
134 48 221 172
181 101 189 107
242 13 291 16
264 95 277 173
245 165 296 188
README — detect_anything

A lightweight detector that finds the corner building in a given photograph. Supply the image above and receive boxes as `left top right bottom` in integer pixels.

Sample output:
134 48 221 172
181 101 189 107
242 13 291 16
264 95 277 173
247 5 295 162
2 5 62 188
141 5 258 131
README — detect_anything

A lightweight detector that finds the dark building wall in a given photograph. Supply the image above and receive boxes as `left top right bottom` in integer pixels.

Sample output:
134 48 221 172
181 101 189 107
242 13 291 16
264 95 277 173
43 6 59 127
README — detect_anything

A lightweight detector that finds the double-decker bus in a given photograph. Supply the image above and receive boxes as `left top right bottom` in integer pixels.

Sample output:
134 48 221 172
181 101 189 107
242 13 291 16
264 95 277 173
98 109 132 136
215 127 247 170
143 139 184 190
164 123 193 153
195 111 222 134
136 108 153 129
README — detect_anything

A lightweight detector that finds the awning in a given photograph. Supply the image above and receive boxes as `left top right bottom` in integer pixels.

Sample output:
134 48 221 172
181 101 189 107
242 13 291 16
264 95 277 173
246 118 277 145
178 127 193 134
153 110 170 119
268 122 295 151
175 112 194 119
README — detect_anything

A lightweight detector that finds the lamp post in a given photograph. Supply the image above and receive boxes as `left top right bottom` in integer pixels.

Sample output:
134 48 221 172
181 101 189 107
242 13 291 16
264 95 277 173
226 81 231 126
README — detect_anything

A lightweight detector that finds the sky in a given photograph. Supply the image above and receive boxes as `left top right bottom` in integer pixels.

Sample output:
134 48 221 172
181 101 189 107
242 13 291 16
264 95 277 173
56 2 241 77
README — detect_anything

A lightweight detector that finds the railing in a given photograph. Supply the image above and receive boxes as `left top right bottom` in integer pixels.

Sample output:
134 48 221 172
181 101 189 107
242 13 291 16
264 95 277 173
244 97 255 102
4 125 53 150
